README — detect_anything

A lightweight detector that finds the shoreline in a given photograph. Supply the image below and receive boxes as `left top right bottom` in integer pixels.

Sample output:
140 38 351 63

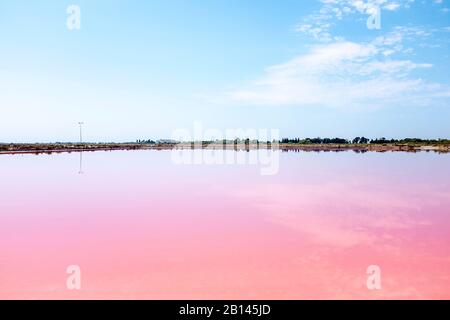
1 142 449 155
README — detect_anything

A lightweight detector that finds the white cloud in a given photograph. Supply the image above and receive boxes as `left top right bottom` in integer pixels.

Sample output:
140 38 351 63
384 2 401 10
223 1 450 110
296 0 415 41
229 38 448 109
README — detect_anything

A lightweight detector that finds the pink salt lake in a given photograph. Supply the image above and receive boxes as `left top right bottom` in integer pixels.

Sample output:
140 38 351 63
0 150 449 299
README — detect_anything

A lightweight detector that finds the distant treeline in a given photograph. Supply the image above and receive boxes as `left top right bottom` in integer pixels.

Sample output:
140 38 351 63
280 137 450 145
136 137 450 145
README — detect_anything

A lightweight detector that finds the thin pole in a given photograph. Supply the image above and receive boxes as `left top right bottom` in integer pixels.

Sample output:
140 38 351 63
78 122 84 143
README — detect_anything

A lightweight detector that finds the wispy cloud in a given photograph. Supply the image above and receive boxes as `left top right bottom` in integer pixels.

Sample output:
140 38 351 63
295 0 414 42
228 0 450 109
230 40 447 108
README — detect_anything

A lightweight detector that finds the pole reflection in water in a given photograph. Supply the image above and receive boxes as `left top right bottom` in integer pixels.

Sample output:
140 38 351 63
78 152 84 174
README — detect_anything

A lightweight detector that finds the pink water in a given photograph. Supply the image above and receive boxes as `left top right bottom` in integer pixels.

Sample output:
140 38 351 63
1 150 450 299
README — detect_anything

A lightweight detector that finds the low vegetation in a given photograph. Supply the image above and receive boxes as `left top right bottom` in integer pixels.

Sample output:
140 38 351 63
1 137 449 154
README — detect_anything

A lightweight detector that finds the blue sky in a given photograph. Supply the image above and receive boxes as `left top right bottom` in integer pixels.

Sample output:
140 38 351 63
0 0 449 142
